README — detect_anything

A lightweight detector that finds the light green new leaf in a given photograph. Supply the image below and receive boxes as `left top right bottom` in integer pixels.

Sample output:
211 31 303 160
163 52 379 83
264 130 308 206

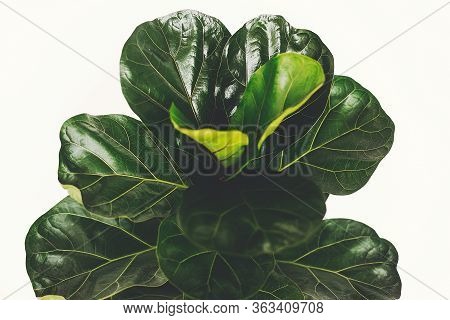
274 76 395 194
38 295 65 300
277 219 401 300
216 15 334 132
59 114 188 221
170 103 249 167
178 176 326 255
230 53 325 148
157 216 275 299
120 10 230 127
26 197 167 300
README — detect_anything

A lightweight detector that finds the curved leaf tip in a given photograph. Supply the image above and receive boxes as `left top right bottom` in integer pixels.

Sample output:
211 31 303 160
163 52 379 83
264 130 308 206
170 103 249 167
230 52 325 149
62 184 83 205
275 75 395 195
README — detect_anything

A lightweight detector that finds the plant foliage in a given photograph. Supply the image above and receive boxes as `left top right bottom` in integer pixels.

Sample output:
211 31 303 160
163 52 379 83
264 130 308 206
26 10 400 300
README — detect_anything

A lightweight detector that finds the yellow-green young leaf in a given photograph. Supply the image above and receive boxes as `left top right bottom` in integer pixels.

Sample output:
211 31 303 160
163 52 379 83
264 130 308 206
216 15 334 134
38 295 65 300
230 52 325 149
170 103 249 167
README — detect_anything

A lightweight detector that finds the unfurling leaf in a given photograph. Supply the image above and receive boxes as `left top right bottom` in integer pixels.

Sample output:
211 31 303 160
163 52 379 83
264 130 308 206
170 103 248 167
231 53 325 148
216 14 334 133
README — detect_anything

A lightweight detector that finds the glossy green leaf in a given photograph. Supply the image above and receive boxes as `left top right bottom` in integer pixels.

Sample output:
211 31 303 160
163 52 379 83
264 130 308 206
274 76 395 194
121 10 230 127
230 52 325 148
157 216 275 299
216 15 334 130
26 197 166 300
58 114 188 221
251 268 304 299
170 103 249 167
277 219 401 300
178 176 326 255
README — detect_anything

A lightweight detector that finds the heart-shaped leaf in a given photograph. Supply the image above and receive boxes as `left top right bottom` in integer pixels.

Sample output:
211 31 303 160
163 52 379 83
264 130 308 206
121 10 230 127
277 219 401 299
157 216 275 299
273 76 395 194
178 176 326 255
59 114 188 221
26 197 166 300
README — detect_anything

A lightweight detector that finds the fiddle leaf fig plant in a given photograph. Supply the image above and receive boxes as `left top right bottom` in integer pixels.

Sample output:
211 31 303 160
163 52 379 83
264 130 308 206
26 10 400 300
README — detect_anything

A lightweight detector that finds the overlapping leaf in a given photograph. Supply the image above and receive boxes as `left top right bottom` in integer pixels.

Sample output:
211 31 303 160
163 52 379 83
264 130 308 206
25 10 401 302
170 103 249 167
157 216 275 299
230 53 325 149
26 197 166 300
276 219 401 299
59 114 188 221
251 268 304 300
109 283 182 300
121 10 230 127
273 76 395 194
216 15 334 132
178 176 326 255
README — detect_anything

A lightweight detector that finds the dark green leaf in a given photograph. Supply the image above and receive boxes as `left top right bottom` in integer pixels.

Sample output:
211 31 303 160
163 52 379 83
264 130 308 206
216 15 333 130
277 219 401 300
157 216 275 299
178 176 326 255
274 76 395 194
230 53 325 149
26 197 166 300
120 10 230 127
251 268 304 300
58 114 188 221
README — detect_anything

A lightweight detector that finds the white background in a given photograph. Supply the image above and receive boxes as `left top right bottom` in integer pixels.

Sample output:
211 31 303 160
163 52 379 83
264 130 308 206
0 0 448 300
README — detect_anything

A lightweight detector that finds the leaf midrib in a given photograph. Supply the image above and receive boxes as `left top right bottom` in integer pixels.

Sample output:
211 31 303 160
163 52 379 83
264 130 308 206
33 248 154 293
59 171 188 189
